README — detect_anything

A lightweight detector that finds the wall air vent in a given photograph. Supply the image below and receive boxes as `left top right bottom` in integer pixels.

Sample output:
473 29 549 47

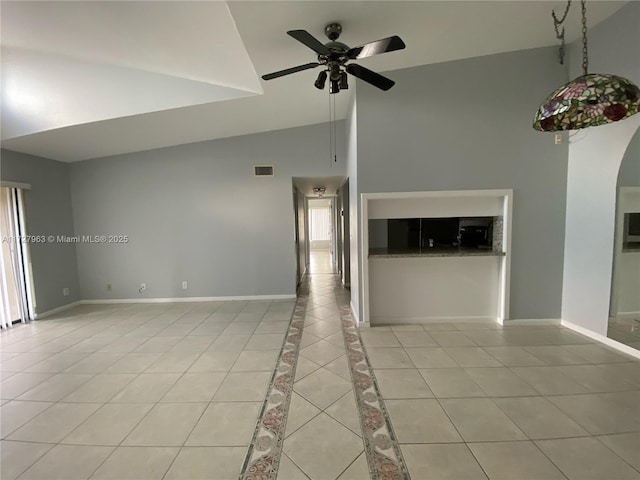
254 165 274 177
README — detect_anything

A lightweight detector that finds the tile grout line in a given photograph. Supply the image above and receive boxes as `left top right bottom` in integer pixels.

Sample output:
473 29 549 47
386 328 561 480
288 387 361 441
80 305 266 478
527 439 572 480
336 282 411 480
2 304 245 479
4 298 638 478
373 326 640 478
238 281 309 479
54 354 188 479
391 324 634 476
280 452 313 480
592 435 640 475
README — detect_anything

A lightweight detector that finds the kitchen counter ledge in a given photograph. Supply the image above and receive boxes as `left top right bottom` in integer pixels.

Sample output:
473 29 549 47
369 247 505 258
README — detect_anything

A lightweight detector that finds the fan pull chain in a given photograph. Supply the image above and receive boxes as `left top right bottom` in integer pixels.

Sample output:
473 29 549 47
328 90 333 167
328 89 338 167
333 94 337 163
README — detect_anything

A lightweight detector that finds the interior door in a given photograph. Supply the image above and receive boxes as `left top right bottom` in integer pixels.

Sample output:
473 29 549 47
0 187 33 327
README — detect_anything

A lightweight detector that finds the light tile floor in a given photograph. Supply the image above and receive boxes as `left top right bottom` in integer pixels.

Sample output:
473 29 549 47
365 319 640 479
282 274 364 480
1 252 639 479
1 300 291 480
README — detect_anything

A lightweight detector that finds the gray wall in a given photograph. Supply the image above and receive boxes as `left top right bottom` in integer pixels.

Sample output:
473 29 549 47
345 92 360 315
355 46 569 320
69 121 345 300
0 149 80 313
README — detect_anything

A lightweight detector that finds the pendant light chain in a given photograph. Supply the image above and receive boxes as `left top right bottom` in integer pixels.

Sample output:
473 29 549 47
581 0 588 76
552 0 588 73
552 0 571 65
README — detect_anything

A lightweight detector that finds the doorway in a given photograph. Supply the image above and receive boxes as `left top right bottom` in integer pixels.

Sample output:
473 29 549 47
337 179 350 287
1 187 35 328
308 198 336 274
291 177 348 285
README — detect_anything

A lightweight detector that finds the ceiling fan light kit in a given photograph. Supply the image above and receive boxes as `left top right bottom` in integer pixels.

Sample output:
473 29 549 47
339 71 349 90
314 71 328 90
261 22 406 93
533 0 639 132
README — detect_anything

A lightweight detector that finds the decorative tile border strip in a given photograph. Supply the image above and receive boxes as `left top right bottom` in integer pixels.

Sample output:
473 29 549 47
338 302 411 480
239 282 309 480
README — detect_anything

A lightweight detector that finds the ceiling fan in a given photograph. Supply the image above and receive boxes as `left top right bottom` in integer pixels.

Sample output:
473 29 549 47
261 23 406 93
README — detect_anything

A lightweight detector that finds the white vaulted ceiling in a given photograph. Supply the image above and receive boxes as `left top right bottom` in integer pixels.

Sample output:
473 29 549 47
1 2 261 138
0 1 627 162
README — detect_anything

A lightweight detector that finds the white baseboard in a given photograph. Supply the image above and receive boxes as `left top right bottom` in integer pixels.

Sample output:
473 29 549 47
561 320 640 360
501 318 562 326
371 315 495 325
615 312 640 320
34 301 81 319
33 295 298 319
80 294 296 305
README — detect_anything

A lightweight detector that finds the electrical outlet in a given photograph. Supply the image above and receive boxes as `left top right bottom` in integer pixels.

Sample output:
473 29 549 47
182 281 188 290
139 283 146 293
107 283 112 292
63 288 69 296
554 133 562 145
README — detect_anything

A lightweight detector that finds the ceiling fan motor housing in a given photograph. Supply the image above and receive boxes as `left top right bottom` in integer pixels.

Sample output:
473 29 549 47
320 24 349 70
324 23 342 41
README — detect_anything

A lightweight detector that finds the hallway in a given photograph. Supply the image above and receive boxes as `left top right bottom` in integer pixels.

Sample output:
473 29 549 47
1 270 639 479
308 249 335 275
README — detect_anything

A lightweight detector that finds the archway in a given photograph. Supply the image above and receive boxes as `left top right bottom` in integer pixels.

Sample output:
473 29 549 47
608 126 640 349
561 117 640 338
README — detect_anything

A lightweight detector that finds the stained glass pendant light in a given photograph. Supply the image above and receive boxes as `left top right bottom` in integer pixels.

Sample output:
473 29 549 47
533 0 640 132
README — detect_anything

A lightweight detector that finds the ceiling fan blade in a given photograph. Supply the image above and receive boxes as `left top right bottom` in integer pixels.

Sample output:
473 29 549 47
287 30 331 56
347 35 406 60
346 64 395 91
262 62 320 81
